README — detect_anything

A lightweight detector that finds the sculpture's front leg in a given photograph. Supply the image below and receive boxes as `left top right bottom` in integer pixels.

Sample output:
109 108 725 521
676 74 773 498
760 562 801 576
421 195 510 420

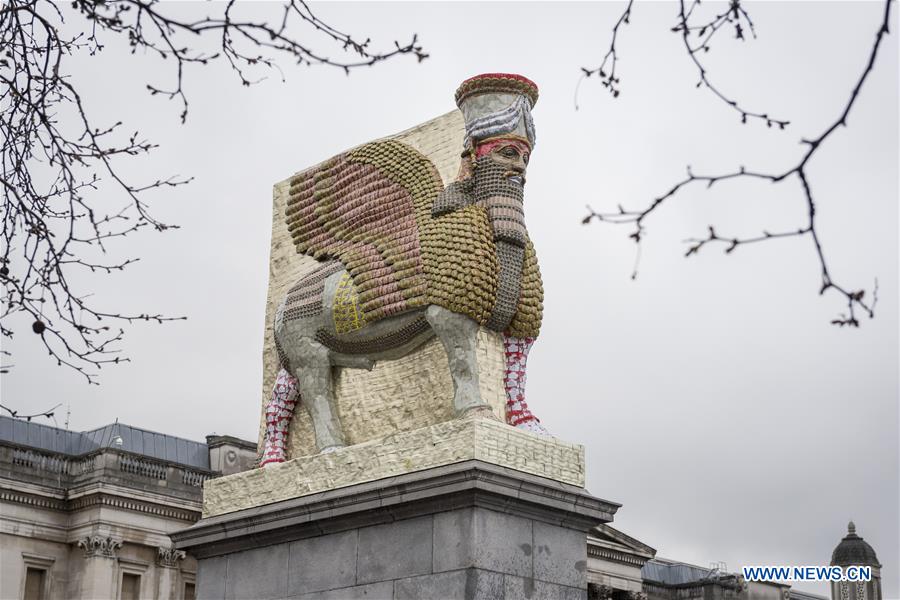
425 305 490 416
503 336 549 434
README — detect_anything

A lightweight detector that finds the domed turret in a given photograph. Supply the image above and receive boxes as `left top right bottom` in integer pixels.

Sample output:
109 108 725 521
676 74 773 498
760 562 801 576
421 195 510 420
829 521 882 600
831 521 881 567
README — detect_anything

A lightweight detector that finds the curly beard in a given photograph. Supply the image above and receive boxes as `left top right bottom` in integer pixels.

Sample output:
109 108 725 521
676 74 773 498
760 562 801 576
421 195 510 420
432 155 527 248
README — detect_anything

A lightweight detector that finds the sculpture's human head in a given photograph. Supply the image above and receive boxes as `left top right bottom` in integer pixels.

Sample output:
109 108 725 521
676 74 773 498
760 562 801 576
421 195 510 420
454 73 538 186
430 73 539 246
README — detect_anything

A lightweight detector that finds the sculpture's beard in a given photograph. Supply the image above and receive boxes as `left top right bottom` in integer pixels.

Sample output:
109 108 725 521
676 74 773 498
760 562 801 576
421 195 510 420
430 156 528 332
472 156 527 248
472 156 528 331
432 156 528 246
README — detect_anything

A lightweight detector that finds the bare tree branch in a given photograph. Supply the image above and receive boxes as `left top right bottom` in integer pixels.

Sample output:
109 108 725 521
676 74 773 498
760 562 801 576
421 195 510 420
1 401 61 423
577 0 789 128
583 0 892 327
673 0 789 128
1 0 428 383
576 0 634 108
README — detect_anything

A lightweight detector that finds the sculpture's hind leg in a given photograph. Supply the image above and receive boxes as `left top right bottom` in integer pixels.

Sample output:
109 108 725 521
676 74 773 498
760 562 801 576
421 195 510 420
503 336 549 435
260 368 299 467
292 338 347 452
425 305 491 416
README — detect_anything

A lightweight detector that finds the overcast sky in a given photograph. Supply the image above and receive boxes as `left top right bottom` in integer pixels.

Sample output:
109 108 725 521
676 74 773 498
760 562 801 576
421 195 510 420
2 2 897 597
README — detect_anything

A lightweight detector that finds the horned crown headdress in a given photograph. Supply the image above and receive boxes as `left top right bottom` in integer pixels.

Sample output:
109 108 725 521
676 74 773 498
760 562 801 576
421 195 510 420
455 73 538 151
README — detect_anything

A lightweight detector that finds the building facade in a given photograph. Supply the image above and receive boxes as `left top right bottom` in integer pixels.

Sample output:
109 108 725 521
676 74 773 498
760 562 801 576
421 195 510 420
585 524 832 600
0 416 256 600
584 522 886 600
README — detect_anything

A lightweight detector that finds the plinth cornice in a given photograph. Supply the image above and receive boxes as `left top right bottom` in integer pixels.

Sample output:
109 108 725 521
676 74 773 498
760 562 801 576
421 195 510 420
173 459 619 559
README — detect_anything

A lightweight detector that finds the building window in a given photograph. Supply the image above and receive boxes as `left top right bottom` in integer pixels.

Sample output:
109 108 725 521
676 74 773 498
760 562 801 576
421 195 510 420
184 582 196 600
21 553 54 600
120 573 140 600
23 568 45 600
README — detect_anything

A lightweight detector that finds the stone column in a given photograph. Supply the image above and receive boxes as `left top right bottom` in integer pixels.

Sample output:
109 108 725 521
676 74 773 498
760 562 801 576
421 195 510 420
156 547 187 600
589 584 615 600
74 536 121 599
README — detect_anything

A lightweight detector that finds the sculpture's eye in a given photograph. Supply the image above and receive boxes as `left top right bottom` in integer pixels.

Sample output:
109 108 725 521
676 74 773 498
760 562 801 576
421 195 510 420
500 146 520 159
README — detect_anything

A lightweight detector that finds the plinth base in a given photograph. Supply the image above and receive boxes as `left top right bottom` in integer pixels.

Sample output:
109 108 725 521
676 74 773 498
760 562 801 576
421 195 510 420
173 459 619 599
201 415 586 518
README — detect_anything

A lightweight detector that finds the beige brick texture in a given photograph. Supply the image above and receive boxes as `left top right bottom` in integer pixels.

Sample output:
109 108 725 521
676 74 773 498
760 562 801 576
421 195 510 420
205 416 585 517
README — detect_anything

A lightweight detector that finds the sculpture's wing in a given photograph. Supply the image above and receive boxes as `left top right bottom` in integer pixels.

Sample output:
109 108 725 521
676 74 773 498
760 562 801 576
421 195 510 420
285 140 444 323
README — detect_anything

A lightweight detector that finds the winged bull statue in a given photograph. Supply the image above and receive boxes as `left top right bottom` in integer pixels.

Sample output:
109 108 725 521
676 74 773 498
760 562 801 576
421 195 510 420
261 74 549 466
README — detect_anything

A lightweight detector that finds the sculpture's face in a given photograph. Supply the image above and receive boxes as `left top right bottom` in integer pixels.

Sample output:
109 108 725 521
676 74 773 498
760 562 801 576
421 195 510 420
475 138 531 187
469 137 532 247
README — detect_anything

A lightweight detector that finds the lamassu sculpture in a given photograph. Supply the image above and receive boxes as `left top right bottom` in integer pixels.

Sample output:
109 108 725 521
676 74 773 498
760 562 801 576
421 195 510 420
261 74 548 465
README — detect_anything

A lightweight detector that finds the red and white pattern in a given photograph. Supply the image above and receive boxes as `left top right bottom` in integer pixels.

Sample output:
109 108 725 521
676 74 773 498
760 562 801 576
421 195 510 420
503 336 549 434
260 368 299 467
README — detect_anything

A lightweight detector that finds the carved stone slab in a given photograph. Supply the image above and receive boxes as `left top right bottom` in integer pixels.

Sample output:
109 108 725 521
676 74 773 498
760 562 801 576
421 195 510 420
204 416 585 517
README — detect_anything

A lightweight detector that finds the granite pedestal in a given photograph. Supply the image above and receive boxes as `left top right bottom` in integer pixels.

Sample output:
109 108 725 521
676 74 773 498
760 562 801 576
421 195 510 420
172 419 620 599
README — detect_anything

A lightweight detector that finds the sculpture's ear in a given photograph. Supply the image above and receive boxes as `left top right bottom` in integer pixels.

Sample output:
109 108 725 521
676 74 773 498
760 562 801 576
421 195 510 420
432 179 474 217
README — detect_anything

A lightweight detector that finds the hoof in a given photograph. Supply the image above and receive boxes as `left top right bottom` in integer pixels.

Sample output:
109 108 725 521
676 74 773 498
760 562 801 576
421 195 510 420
320 445 345 454
460 406 500 421
514 419 551 436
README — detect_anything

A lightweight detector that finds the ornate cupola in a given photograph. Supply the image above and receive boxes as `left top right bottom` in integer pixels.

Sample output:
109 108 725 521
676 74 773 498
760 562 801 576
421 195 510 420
830 522 882 600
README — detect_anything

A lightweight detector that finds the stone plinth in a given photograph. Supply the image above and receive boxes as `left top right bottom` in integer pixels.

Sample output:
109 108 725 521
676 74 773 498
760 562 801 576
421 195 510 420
202 415 586 518
174 417 619 599
173 458 619 600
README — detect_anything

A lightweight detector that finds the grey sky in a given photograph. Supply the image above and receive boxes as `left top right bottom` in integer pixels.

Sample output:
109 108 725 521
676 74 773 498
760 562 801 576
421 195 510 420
2 2 897 597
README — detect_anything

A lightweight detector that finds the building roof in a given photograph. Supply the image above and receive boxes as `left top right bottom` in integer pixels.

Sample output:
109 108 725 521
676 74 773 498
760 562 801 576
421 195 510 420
642 558 828 600
831 521 880 567
641 559 724 586
587 524 656 572
790 590 829 600
590 524 657 559
0 415 210 470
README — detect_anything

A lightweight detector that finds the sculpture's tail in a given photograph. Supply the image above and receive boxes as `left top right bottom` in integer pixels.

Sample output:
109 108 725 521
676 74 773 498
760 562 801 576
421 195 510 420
260 368 299 467
503 336 550 435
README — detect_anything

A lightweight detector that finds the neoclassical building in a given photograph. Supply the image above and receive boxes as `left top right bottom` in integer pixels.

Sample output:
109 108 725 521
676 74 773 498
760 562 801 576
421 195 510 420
585 522 885 600
585 524 829 600
0 416 256 600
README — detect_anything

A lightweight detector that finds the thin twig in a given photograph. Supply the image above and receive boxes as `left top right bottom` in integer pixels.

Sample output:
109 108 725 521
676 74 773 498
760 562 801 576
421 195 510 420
1 402 61 422
576 0 634 109
673 0 789 128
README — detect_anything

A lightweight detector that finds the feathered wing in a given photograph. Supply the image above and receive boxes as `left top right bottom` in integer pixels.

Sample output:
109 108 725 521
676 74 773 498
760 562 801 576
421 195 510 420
284 138 542 339
284 140 444 324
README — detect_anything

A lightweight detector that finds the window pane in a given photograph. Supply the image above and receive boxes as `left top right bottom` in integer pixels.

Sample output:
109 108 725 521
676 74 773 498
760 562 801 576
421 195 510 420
24 568 45 600
121 573 140 600
184 582 196 600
